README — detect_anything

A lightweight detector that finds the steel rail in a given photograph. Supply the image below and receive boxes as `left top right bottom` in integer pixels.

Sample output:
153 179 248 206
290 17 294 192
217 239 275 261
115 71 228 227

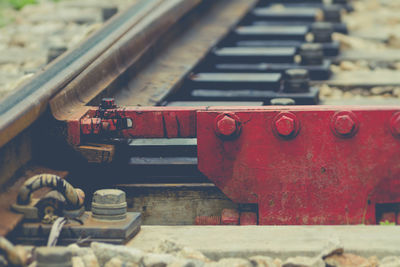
0 0 199 148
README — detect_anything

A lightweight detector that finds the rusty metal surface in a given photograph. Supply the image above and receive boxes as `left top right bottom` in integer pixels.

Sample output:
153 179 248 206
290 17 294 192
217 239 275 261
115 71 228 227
0 167 68 236
197 106 400 225
12 212 141 245
68 105 400 225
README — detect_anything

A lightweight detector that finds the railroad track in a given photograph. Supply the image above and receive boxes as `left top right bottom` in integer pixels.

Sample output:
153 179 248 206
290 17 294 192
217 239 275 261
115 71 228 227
1 0 400 263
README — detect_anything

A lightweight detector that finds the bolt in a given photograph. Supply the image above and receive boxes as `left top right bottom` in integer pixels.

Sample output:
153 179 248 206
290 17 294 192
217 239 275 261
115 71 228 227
92 189 127 220
100 98 116 109
275 115 295 136
311 22 334 43
300 43 324 65
284 69 310 93
215 115 238 137
334 115 355 135
323 5 342 23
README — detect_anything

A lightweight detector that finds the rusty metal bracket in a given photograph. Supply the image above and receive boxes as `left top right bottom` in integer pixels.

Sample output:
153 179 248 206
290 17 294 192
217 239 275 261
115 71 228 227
67 105 400 225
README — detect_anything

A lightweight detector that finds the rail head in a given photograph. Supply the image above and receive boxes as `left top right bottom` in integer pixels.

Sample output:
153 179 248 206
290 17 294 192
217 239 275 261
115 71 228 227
0 0 200 149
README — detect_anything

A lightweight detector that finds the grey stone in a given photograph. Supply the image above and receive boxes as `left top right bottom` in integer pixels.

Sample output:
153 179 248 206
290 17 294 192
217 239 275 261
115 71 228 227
320 237 344 259
72 257 85 267
104 257 139 267
68 244 99 267
381 256 400 267
249 256 277 267
91 242 143 266
167 258 204 267
36 247 72 265
205 258 252 267
153 239 183 254
177 247 210 262
324 253 378 267
283 256 324 267
142 253 176 267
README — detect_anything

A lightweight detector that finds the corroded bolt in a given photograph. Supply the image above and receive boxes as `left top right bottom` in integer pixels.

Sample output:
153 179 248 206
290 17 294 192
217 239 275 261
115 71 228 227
100 98 116 109
215 115 238 137
284 69 310 93
311 22 334 43
275 115 295 136
334 115 355 135
300 43 324 65
92 189 127 220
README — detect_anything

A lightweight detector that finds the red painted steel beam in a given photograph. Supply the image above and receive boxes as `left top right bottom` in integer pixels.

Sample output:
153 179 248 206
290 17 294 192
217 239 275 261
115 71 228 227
67 106 400 225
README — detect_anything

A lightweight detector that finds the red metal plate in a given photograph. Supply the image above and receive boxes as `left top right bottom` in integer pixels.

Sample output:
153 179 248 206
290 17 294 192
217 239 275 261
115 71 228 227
197 107 400 225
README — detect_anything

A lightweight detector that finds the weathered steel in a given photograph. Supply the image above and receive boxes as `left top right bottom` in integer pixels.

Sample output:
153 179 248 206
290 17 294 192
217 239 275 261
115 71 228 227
12 212 141 245
0 0 166 149
68 106 400 224
51 0 202 121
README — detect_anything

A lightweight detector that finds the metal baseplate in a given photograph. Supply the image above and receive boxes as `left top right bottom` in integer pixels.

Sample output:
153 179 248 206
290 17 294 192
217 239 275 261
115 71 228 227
66 102 400 225
12 211 141 245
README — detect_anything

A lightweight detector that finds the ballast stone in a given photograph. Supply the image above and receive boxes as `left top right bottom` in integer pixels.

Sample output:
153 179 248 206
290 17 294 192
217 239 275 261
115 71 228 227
91 242 143 266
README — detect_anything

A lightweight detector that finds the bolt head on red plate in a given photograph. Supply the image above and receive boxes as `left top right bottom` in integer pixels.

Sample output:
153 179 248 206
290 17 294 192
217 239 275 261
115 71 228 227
331 111 358 137
272 112 300 138
215 113 241 138
275 115 295 136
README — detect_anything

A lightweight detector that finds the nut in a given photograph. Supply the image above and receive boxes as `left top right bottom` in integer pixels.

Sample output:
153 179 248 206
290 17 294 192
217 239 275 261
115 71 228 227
275 115 295 136
215 115 238 137
334 115 355 135
92 189 126 205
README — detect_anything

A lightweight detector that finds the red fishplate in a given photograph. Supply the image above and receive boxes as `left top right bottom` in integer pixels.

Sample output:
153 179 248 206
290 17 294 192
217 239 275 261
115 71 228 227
67 105 400 225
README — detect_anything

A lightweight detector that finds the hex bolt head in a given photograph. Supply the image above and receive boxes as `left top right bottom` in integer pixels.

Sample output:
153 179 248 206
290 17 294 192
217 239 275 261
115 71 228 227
311 22 334 43
92 189 127 220
300 43 324 65
215 114 240 138
323 5 342 23
334 115 355 135
36 247 72 267
100 98 116 109
275 115 295 136
284 69 310 93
